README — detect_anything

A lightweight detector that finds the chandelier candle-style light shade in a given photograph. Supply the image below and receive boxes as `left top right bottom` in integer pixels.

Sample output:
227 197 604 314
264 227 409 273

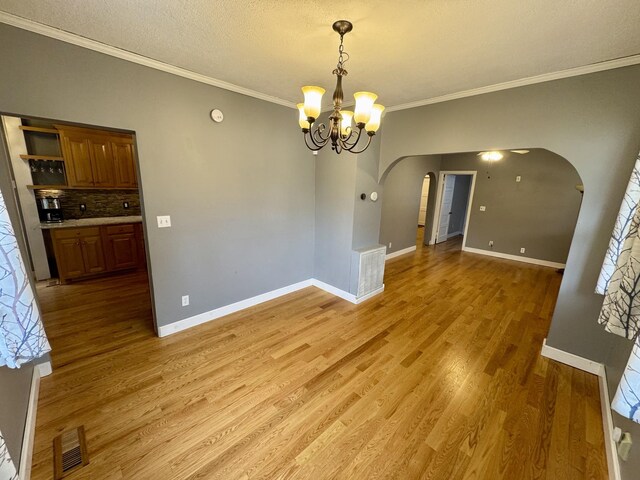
298 20 384 154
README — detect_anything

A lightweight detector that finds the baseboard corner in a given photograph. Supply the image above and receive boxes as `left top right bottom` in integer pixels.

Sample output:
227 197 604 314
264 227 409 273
540 338 602 375
385 245 417 261
598 367 622 480
18 365 41 480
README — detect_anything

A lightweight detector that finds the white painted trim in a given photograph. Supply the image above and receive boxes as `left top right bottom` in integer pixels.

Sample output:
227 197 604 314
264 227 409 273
0 11 296 109
540 338 602 375
158 277 387 337
310 279 357 303
355 285 385 304
309 279 384 304
2 12 639 114
18 366 40 480
540 339 621 480
386 54 640 112
432 171 477 247
599 368 622 480
462 246 566 269
36 360 52 377
385 245 416 261
157 279 313 337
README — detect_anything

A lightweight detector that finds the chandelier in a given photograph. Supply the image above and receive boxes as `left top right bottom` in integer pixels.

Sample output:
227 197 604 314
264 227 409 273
297 20 384 154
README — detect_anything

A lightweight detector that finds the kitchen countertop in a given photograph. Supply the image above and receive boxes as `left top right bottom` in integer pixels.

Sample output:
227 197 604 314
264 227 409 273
40 216 142 229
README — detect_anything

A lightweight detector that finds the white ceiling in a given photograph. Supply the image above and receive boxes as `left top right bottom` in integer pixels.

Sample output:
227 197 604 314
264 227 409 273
1 0 639 109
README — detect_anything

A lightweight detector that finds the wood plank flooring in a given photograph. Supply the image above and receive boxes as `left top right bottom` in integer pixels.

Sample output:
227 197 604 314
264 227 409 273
31 235 608 479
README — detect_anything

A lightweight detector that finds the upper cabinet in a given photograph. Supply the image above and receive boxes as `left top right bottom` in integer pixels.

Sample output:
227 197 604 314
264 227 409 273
111 140 137 188
55 125 137 189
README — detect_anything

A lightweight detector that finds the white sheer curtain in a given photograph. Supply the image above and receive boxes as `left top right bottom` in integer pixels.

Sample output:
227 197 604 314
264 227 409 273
0 430 19 480
0 189 50 368
597 152 640 422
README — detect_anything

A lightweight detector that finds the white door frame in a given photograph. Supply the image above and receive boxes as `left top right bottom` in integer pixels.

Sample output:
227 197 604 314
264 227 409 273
430 170 477 248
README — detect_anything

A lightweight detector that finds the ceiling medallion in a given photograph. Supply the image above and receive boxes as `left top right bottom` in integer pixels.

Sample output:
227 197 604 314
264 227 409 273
297 20 383 154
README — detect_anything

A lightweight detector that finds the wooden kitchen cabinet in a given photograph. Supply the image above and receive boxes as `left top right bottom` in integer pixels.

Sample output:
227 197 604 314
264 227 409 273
56 125 137 189
51 227 107 282
111 140 137 187
49 223 144 283
60 133 94 187
104 224 138 270
89 137 116 187
135 223 147 268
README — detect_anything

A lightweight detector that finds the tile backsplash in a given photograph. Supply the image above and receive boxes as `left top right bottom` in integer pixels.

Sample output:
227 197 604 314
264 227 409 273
36 189 141 219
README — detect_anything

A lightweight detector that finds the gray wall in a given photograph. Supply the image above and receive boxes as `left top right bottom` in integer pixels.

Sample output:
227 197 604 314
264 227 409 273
442 150 582 263
313 148 357 292
379 66 640 363
378 66 640 476
0 23 315 328
352 138 383 250
379 155 441 254
0 366 32 463
447 174 471 235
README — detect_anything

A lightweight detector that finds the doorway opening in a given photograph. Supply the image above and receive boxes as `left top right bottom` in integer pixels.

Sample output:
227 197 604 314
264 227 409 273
0 114 155 371
431 171 476 250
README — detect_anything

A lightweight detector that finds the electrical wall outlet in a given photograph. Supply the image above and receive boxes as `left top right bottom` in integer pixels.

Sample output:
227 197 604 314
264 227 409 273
479 206 486 211
489 240 494 247
123 201 130 209
388 242 392 249
79 203 86 212
157 215 171 228
520 247 526 254
516 175 522 183
181 295 189 307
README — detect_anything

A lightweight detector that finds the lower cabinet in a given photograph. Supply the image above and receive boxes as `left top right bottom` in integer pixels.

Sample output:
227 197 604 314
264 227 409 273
50 223 143 283
103 224 138 271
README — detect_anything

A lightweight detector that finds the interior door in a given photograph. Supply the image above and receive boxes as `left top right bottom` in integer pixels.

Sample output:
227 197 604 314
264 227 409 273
418 176 430 226
436 174 456 243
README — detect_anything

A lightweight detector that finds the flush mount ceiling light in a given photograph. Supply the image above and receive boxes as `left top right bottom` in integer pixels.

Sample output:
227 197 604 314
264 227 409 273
297 20 383 154
478 151 504 161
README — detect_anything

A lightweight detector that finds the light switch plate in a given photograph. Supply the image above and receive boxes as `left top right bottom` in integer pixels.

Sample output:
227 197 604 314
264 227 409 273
157 215 171 228
479 206 486 211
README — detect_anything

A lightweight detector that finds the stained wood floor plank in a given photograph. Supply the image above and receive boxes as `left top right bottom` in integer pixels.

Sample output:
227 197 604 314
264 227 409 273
30 232 608 479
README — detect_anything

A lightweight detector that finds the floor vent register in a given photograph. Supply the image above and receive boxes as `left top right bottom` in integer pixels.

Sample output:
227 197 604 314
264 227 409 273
53 426 89 479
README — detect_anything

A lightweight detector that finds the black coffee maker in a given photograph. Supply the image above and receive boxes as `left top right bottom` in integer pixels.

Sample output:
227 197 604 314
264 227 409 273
37 197 64 223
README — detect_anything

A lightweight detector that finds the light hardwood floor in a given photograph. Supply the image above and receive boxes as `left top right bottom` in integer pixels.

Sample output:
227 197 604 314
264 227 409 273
31 235 608 479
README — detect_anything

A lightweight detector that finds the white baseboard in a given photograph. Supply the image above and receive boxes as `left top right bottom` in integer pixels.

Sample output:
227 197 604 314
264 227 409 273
540 339 603 375
599 368 622 480
540 339 620 480
462 246 566 269
158 279 313 337
447 231 462 239
311 279 357 303
355 285 385 304
385 245 416 261
18 365 41 480
158 277 387 337
36 361 52 377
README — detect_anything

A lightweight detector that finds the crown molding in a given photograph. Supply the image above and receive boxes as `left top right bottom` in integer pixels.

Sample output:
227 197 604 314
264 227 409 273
2 11 638 114
0 11 298 109
386 54 640 112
